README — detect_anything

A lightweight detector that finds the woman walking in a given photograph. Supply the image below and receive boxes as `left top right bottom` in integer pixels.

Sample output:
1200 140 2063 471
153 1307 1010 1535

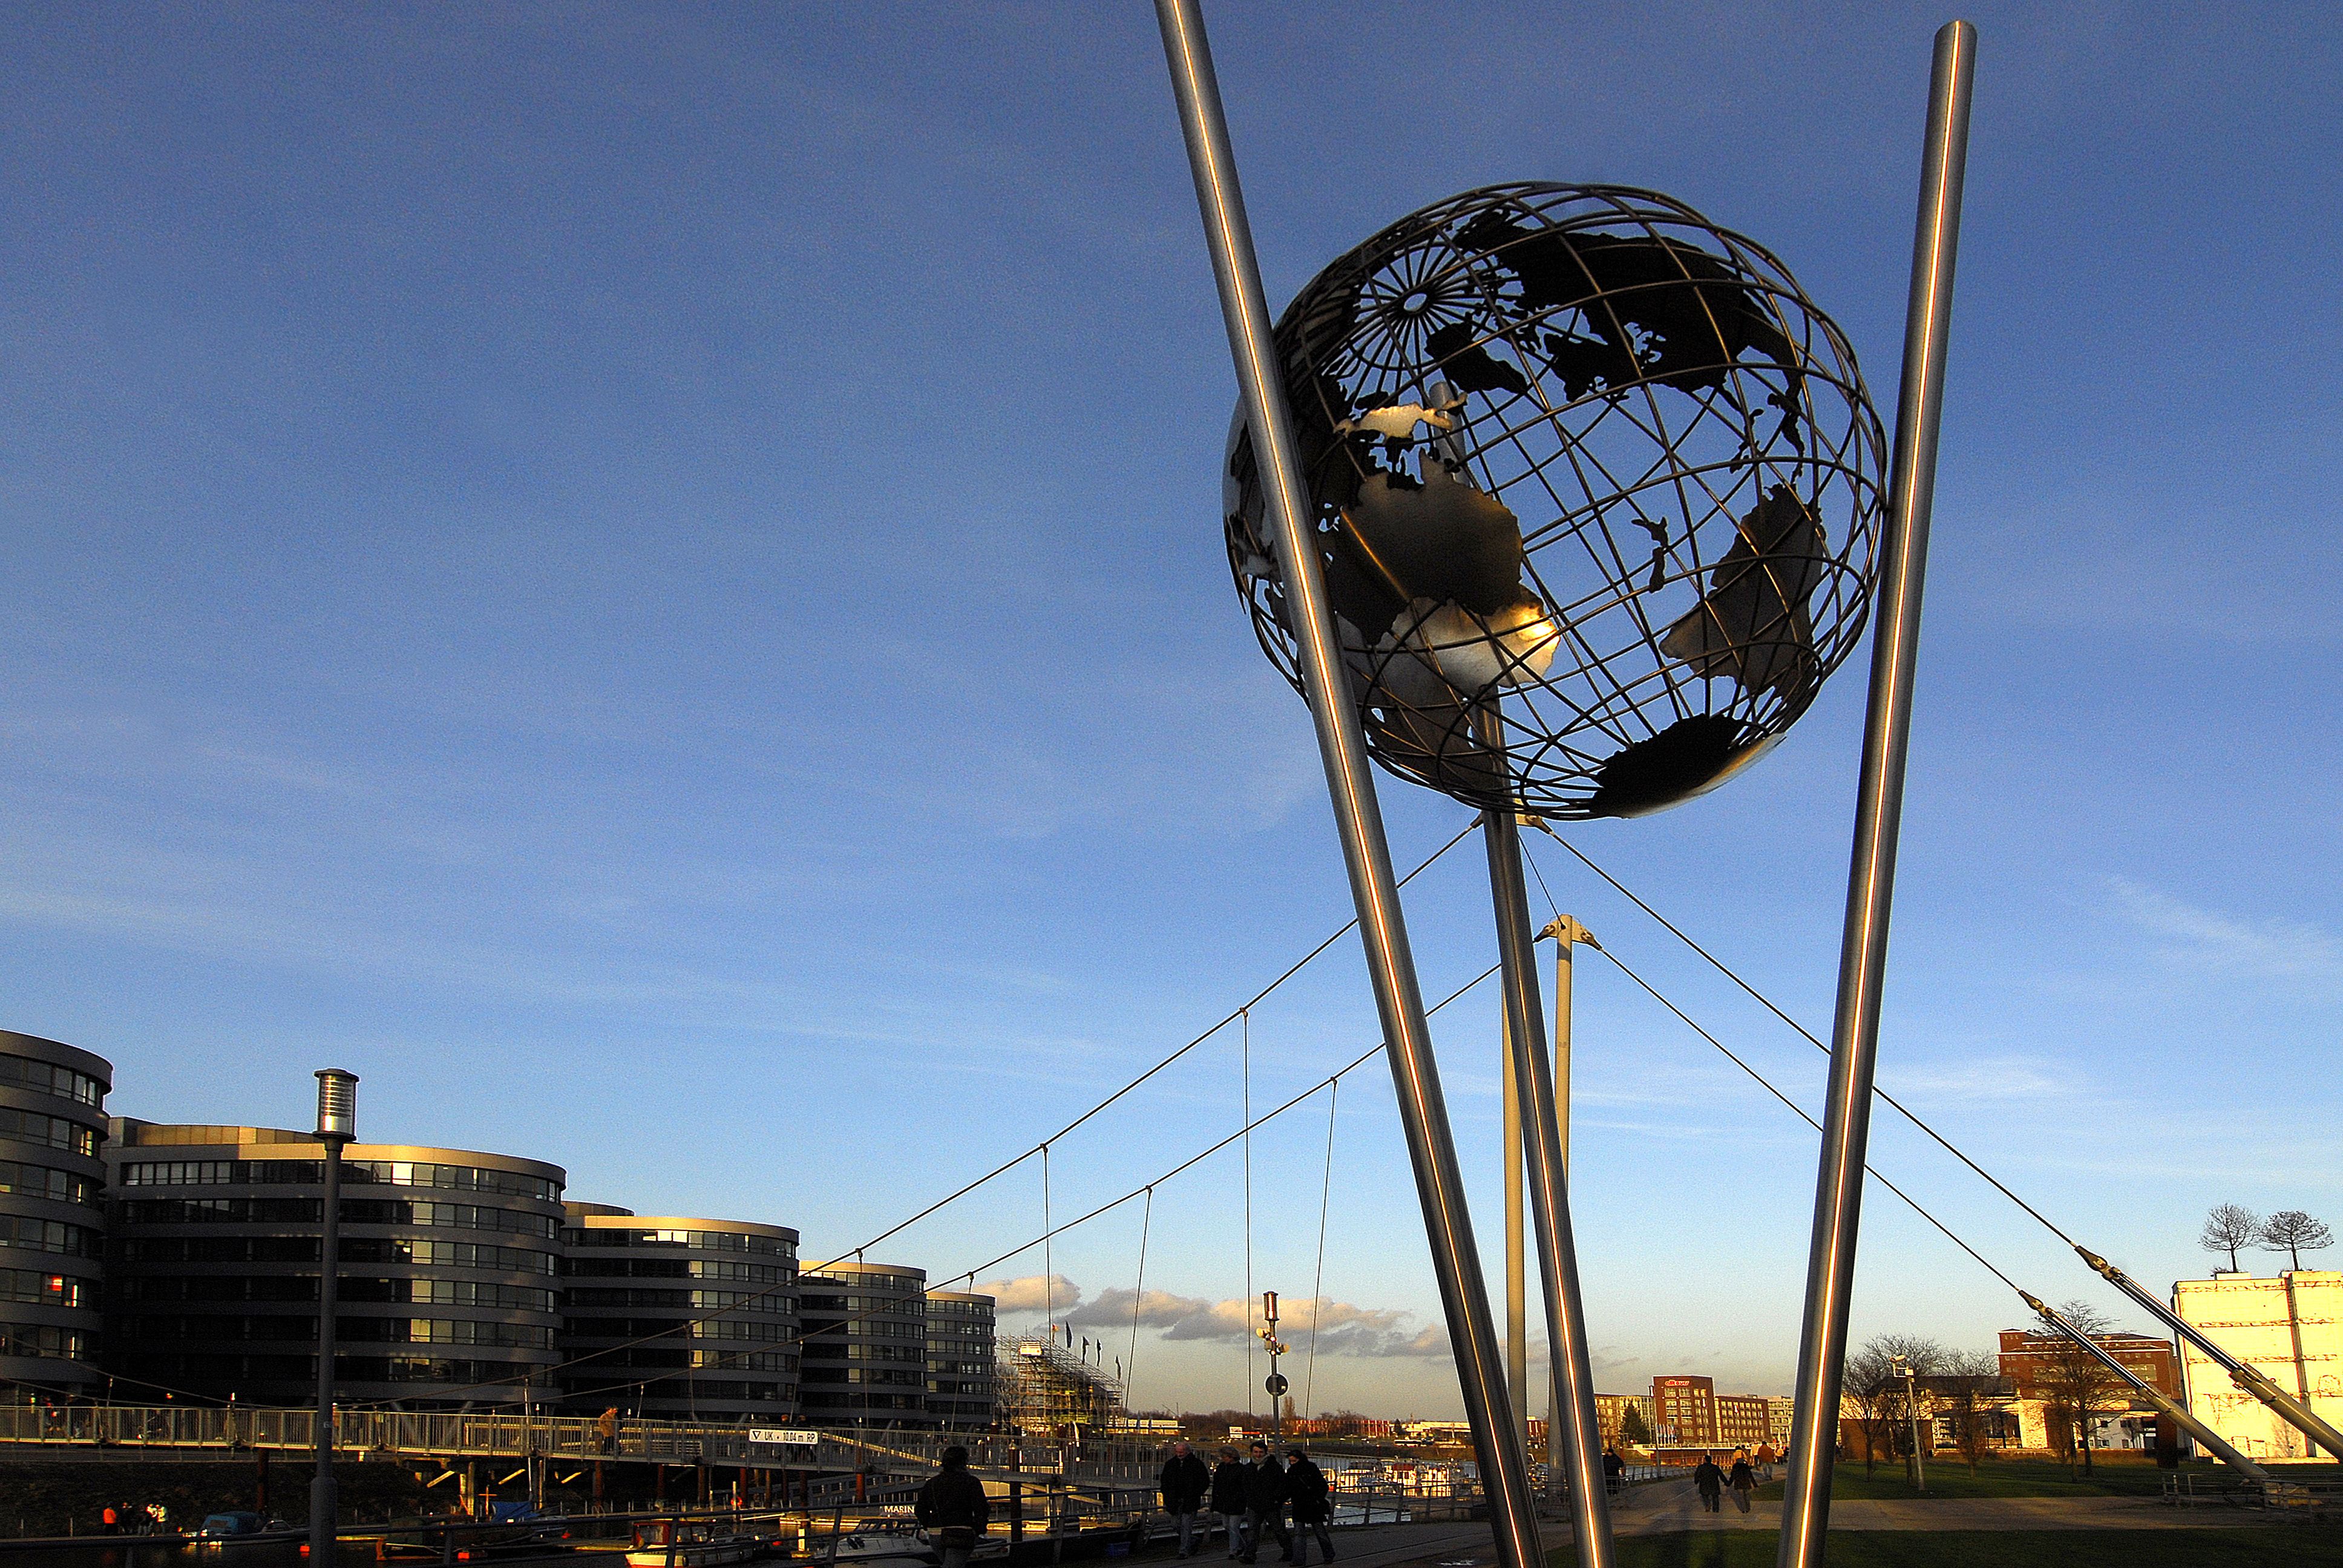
1726 1449 1757 1515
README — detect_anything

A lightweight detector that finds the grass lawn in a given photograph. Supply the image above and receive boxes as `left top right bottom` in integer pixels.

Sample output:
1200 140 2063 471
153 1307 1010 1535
1748 1456 2325 1501
1588 1529 2343 1567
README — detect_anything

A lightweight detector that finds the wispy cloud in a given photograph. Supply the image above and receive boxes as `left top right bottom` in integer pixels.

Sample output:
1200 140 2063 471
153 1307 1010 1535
1886 1056 2068 1102
985 1276 1449 1358
2110 878 2343 982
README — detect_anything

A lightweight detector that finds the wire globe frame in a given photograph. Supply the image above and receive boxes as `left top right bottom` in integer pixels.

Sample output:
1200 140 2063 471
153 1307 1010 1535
1225 183 1889 818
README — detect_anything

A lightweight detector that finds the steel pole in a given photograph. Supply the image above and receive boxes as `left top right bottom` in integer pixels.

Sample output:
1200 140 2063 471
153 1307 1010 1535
312 1132 345 1565
1778 22 1974 1568
1153 7 1541 1566
1503 1010 1529 1442
1481 766 1614 1568
2076 1247 2343 1458
2020 1292 2270 1483
1539 915 1590 1499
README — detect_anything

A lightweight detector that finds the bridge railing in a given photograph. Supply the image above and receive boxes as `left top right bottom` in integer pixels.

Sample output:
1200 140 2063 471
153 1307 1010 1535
0 1403 1176 1480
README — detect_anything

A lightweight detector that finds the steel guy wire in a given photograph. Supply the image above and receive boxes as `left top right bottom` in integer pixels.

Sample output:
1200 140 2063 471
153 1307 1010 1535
1522 817 2082 1251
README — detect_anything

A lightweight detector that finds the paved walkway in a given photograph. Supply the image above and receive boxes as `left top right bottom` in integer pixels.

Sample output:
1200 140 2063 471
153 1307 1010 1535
1570 1476 2292 1535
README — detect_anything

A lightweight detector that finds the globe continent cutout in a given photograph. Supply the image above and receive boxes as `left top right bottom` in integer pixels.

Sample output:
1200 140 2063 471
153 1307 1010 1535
1225 183 1889 818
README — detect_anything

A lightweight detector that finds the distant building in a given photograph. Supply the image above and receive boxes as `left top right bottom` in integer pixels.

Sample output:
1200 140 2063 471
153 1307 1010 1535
1652 1376 1718 1445
1397 1419 1473 1443
561 1203 799 1422
107 1119 564 1407
1592 1393 1655 1446
0 1031 111 1397
2174 1270 2343 1461
1766 1396 1795 1449
1715 1393 1771 1451
924 1289 995 1428
798 1260 929 1427
997 1332 1126 1437
1997 1326 2178 1399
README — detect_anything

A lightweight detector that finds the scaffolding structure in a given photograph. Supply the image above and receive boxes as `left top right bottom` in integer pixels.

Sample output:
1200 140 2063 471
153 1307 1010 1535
995 1335 1129 1438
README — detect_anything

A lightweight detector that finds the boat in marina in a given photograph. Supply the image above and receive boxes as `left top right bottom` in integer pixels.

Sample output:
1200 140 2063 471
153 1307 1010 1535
623 1518 765 1567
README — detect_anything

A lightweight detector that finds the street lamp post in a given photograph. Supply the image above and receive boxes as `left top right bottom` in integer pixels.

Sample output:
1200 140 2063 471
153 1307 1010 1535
312 1070 358 1566
1889 1356 1925 1494
1260 1292 1287 1439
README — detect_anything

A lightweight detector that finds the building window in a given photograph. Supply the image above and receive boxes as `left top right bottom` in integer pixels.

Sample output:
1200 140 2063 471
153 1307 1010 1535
0 1055 105 1107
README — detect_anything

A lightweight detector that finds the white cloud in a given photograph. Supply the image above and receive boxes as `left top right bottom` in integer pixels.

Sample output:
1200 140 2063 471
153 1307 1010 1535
2110 878 2343 982
1061 1285 1449 1358
972 1273 1084 1315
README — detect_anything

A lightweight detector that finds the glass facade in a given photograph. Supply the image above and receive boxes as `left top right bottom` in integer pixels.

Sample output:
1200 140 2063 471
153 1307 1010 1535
0 1032 110 1395
105 1121 565 1408
560 1206 799 1423
925 1290 996 1429
798 1261 929 1428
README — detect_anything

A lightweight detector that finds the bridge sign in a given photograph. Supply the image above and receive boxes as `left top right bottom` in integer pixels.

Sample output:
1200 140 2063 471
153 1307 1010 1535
748 1428 822 1450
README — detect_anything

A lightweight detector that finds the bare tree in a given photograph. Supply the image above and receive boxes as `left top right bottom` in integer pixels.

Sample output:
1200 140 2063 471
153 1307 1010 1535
2028 1301 2130 1475
1933 1350 2008 1477
1847 1335 1941 1478
1843 1344 1899 1475
2199 1203 2261 1272
2259 1210 2334 1272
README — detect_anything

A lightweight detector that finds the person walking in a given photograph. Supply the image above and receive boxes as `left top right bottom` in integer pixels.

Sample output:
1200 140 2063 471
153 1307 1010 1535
1602 1447 1625 1497
1726 1449 1755 1515
1282 1448 1334 1566
1160 1440 1213 1558
914 1445 991 1568
1239 1442 1291 1566
100 1505 119 1536
1691 1454 1723 1514
1211 1448 1250 1560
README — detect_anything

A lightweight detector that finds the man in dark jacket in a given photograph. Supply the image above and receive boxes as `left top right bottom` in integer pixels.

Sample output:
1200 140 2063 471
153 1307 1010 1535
1691 1454 1723 1514
1239 1442 1291 1566
1211 1449 1250 1560
1160 1440 1213 1557
915 1446 991 1568
1282 1448 1334 1565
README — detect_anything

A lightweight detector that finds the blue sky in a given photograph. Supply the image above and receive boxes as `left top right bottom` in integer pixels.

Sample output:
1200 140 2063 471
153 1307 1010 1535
2 2 2338 1417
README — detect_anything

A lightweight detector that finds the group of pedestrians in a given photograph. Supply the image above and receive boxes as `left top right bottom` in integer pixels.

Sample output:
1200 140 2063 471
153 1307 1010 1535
923 1438 1337 1568
1161 1439 1335 1565
1690 1449 1760 1514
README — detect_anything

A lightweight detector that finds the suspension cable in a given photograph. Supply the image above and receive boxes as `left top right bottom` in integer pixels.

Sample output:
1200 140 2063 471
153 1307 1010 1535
1128 1186 1154 1410
1524 819 2082 1250
1597 942 2025 1295
346 826 1481 1410
1242 1005 1255 1419
1042 1144 1055 1339
1303 1078 1338 1426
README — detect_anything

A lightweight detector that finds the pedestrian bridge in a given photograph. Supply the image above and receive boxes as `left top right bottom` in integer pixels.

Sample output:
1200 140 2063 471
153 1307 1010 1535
0 1403 1162 1489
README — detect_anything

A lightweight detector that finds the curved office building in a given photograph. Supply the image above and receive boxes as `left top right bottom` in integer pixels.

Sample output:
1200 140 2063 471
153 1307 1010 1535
106 1121 565 1407
925 1289 996 1429
0 1031 111 1397
560 1204 800 1422
799 1261 929 1428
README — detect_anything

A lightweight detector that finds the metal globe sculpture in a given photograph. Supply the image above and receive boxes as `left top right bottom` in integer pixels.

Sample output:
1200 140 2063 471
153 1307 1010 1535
1225 183 1889 817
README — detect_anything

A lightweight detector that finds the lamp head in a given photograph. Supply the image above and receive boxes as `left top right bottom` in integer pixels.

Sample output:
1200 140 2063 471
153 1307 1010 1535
314 1068 359 1142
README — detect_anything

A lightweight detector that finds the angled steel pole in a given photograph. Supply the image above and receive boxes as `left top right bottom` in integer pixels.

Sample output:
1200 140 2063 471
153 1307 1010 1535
1503 1010 1529 1440
1778 22 1975 1568
2019 1292 2271 1483
2076 1247 2343 1458
1480 742 1615 1568
1152 7 1542 1567
1539 913 1591 1498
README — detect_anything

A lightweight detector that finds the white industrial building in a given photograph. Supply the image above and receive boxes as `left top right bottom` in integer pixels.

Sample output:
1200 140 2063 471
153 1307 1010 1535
2174 1269 2343 1460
